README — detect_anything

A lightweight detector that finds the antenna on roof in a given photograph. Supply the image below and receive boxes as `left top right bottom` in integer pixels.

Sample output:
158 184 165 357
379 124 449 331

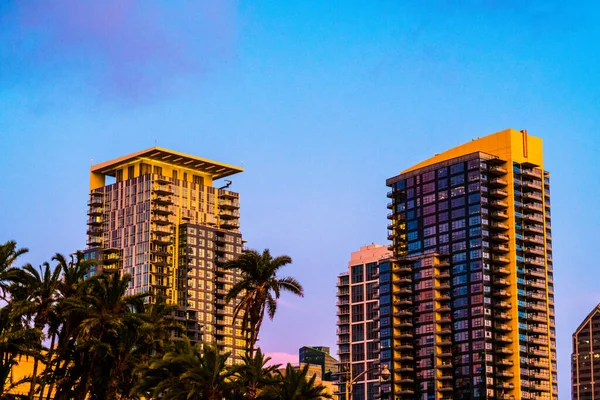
219 180 232 190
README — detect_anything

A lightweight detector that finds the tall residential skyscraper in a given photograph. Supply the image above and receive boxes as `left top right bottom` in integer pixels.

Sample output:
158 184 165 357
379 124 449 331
336 244 392 400
572 303 600 400
84 147 247 363
385 129 557 399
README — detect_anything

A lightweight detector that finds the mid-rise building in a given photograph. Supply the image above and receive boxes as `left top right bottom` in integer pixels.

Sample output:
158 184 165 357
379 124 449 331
299 346 338 381
84 147 247 363
385 129 557 399
572 303 600 400
336 244 392 400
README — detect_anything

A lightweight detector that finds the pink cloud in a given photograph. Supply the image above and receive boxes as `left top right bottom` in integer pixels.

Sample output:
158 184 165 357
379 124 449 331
264 351 298 367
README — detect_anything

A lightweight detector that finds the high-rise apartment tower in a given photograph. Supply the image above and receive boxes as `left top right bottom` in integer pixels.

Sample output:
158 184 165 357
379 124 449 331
385 129 557 399
84 147 247 363
572 303 600 400
336 244 392 400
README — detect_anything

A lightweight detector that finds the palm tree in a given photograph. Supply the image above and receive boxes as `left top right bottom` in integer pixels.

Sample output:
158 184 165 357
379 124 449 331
0 241 28 299
263 363 332 400
225 249 304 355
135 340 234 400
59 273 147 400
46 252 93 400
0 304 42 400
230 348 280 399
11 262 62 398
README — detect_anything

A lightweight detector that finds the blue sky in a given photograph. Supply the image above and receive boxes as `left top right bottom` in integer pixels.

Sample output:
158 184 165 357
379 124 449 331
1 1 599 396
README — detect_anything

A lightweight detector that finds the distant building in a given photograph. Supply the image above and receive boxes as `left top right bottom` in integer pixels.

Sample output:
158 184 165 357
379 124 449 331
299 346 338 381
336 244 392 400
572 303 600 399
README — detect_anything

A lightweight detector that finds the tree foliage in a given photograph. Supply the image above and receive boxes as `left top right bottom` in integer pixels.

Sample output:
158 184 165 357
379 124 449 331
0 241 314 400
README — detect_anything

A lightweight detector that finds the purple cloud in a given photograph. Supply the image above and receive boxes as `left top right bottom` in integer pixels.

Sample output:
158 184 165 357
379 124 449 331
8 0 237 101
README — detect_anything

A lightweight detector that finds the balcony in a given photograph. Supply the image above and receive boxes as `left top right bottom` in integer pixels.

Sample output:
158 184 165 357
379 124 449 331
87 207 104 216
219 199 240 209
491 210 509 220
489 165 508 175
493 266 510 275
522 168 542 178
495 335 513 343
490 177 508 186
525 268 546 279
490 199 509 208
87 226 103 236
496 301 511 309
495 323 512 332
523 192 543 201
523 214 544 223
527 280 546 290
153 216 173 225
494 312 511 320
87 216 103 226
86 237 102 247
88 193 104 206
493 255 510 264
491 222 510 231
493 290 511 298
219 210 240 220
524 246 544 256
525 258 545 267
153 184 173 195
523 235 544 245
491 233 510 242
220 220 240 229
490 189 508 198
152 204 173 215
496 359 514 367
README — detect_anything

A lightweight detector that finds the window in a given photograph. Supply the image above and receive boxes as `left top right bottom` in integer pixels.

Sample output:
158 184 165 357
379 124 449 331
424 226 436 237
451 175 465 186
451 197 466 208
424 216 436 226
366 262 378 280
452 208 466 219
351 265 364 283
439 223 449 233
469 216 481 226
452 230 466 240
423 194 436 204
423 204 436 215
451 186 466 197
352 285 364 303
452 241 467 251
408 241 422 251
408 231 419 241
352 324 364 341
452 219 466 230
352 304 364 322
451 163 465 174
453 252 467 262
468 193 481 204
424 237 437 247
423 182 435 193
438 167 448 177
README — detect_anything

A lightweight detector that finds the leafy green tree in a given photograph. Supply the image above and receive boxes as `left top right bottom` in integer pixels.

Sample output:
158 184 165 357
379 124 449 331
0 241 28 300
263 363 332 400
225 249 303 355
12 262 62 398
230 348 280 399
135 340 234 400
59 273 147 400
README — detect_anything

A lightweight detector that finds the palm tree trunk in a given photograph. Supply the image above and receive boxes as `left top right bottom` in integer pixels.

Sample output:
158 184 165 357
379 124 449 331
29 355 39 399
41 332 56 400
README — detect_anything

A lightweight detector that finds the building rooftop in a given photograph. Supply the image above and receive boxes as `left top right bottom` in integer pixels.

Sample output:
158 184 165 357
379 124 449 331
91 146 243 180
